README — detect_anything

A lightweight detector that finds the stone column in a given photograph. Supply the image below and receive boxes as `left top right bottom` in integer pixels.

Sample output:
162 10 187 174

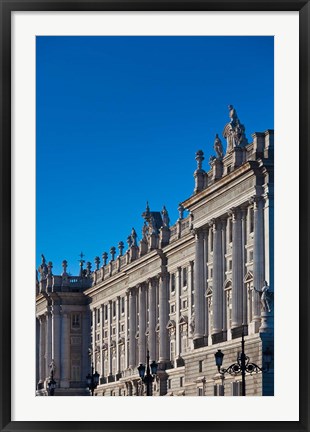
45 311 52 380
194 228 205 343
82 311 90 380
36 318 40 385
107 301 112 375
148 278 157 362
128 288 137 369
138 285 146 364
116 296 120 374
231 208 243 331
241 208 248 326
252 196 265 328
212 219 224 336
38 315 46 383
100 305 104 378
175 267 181 358
159 272 169 364
51 303 61 382
203 229 209 339
124 292 129 369
60 312 70 387
188 261 194 337
92 309 96 360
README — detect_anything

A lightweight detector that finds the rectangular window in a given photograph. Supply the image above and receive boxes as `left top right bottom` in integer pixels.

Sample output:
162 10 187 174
168 379 172 389
229 218 233 243
171 274 175 292
121 323 125 332
180 377 183 387
97 309 100 324
199 360 203 373
71 313 80 329
104 304 108 321
250 207 254 233
104 330 108 338
198 387 203 396
121 297 125 314
170 303 176 313
182 299 188 309
113 301 116 317
214 384 224 396
182 267 187 287
112 327 116 335
231 381 242 396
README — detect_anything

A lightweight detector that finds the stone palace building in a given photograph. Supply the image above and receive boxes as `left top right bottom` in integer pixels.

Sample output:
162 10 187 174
36 106 274 396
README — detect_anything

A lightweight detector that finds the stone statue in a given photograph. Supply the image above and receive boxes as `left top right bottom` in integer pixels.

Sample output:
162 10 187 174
228 104 238 125
142 222 149 240
126 235 133 248
214 134 224 159
49 359 56 375
223 105 248 153
161 206 170 228
254 281 272 313
149 216 157 234
131 228 137 247
178 203 184 220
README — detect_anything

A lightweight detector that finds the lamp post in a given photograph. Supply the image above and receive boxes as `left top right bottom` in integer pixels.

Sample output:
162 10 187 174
137 350 158 396
214 331 272 396
47 370 56 396
86 362 100 396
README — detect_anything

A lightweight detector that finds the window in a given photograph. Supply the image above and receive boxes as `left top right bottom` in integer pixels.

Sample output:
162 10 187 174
210 227 214 252
182 299 188 309
231 381 242 396
168 379 172 389
198 387 204 396
121 297 125 314
210 268 213 278
182 267 187 287
170 303 176 314
71 313 80 329
113 301 116 317
229 260 232 270
180 377 184 387
121 323 125 332
112 327 116 335
104 330 108 338
97 308 100 324
229 218 233 243
104 304 108 321
250 207 254 233
71 359 81 381
214 384 224 396
171 274 175 293
199 360 203 373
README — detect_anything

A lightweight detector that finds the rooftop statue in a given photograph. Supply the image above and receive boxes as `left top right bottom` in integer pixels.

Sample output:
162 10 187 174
214 134 224 159
161 206 170 228
223 104 248 153
131 228 138 247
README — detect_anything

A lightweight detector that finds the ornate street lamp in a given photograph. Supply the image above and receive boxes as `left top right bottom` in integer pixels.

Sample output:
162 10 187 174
86 363 100 396
47 370 56 396
137 350 158 396
214 331 272 396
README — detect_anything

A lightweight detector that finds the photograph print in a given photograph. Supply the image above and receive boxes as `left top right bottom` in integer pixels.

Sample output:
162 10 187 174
36 35 274 397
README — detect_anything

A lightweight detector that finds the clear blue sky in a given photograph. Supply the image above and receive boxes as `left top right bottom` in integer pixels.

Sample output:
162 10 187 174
36 36 274 275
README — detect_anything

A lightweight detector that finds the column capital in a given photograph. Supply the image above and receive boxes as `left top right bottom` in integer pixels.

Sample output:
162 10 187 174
228 206 241 221
158 271 169 282
249 195 264 208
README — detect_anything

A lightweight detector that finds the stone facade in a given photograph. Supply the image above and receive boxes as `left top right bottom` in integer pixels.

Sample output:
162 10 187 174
36 106 274 396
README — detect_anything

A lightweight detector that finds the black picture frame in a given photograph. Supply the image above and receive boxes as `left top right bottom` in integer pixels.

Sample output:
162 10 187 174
1 1 308 431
